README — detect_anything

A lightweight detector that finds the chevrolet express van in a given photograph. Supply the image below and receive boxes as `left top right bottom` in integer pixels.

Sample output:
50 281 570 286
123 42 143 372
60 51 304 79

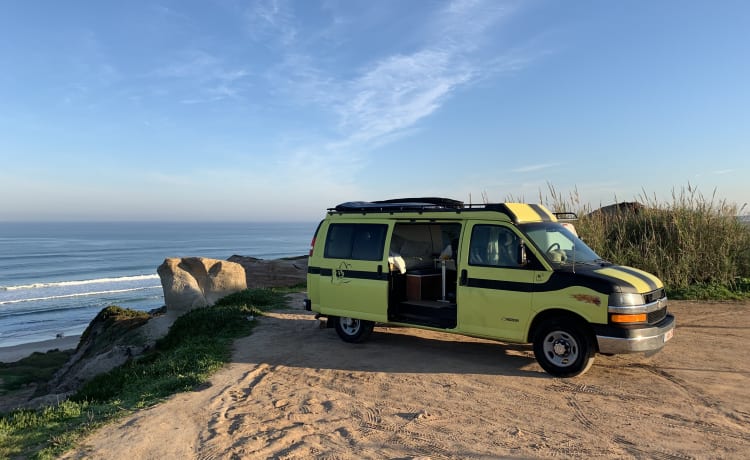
305 198 675 377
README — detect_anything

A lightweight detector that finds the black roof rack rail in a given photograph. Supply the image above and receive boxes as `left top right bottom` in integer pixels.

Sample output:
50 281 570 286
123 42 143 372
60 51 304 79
373 197 464 208
553 212 578 220
330 197 464 213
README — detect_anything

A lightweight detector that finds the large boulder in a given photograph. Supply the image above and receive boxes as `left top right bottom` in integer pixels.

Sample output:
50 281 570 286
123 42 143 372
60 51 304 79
157 257 247 313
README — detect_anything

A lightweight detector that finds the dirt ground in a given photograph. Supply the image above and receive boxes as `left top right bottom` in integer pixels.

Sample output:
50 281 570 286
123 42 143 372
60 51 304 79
63 295 749 459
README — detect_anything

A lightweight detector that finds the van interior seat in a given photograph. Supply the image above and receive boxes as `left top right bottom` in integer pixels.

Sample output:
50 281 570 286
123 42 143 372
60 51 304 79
392 239 435 271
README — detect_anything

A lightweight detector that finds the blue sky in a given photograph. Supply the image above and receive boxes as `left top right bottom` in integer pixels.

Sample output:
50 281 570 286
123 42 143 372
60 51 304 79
1 1 747 221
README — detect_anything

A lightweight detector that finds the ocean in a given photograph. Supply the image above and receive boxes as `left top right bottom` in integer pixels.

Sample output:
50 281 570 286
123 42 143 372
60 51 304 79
0 222 316 347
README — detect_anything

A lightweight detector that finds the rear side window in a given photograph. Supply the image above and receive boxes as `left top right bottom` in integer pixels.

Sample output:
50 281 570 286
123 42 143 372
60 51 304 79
324 223 388 261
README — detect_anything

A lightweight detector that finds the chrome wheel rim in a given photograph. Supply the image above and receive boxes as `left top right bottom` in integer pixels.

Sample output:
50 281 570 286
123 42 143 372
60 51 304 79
542 330 579 367
340 317 361 335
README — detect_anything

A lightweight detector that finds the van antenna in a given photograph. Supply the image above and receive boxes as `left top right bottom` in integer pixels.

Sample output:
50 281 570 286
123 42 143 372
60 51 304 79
572 239 576 274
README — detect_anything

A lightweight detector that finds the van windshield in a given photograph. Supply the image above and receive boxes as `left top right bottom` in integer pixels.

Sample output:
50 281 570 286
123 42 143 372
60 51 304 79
520 222 602 265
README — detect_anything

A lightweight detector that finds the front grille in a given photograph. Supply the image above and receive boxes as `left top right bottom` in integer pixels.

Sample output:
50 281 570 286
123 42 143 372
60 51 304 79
648 307 667 324
644 288 665 304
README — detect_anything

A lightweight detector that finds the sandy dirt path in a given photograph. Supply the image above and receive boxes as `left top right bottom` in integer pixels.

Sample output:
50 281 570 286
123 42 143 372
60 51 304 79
63 297 750 459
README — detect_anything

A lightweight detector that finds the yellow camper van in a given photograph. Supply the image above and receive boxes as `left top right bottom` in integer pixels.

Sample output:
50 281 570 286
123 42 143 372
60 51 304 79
305 198 674 377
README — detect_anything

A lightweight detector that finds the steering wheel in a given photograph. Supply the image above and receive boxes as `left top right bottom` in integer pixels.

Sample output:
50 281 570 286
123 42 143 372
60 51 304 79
546 242 567 262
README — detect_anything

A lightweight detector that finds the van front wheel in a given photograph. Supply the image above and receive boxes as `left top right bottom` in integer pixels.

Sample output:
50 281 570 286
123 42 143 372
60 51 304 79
533 318 594 377
334 317 374 343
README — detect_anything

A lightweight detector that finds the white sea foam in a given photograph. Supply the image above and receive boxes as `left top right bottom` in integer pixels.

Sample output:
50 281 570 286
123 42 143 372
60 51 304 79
0 274 160 291
0 286 162 305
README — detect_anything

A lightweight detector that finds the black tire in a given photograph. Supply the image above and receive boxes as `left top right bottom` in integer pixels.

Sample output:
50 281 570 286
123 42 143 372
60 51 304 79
334 317 374 343
533 317 595 377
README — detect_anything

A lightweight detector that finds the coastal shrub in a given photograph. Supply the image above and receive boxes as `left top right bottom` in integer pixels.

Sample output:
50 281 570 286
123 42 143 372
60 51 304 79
0 350 73 395
214 288 291 308
72 288 287 405
536 184 750 298
77 306 150 358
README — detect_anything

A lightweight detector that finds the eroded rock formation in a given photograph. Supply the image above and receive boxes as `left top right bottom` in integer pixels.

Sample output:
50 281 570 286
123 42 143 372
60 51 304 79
158 257 247 312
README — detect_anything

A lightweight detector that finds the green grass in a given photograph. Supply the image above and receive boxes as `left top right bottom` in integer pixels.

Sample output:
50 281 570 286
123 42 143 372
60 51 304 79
667 278 750 300
0 350 74 396
0 287 294 460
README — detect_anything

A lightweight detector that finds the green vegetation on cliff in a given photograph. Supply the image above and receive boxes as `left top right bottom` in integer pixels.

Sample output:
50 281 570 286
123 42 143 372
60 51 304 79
0 288 292 460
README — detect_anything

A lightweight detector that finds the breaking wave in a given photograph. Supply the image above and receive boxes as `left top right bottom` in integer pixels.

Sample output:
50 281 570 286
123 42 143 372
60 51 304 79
0 286 162 306
0 274 160 292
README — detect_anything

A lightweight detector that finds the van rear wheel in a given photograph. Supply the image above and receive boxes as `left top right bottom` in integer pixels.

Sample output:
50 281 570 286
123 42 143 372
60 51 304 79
533 318 594 377
334 317 374 343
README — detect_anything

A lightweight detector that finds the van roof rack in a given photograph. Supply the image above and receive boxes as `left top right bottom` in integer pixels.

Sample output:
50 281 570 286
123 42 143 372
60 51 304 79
329 198 566 224
552 211 578 221
331 197 464 213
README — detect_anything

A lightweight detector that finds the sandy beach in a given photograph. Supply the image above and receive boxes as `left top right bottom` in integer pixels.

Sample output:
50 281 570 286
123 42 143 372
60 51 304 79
0 336 80 363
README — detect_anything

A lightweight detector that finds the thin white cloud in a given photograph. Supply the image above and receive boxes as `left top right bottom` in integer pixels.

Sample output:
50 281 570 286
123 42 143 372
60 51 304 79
512 163 559 173
330 2 518 147
154 51 247 81
435 0 515 51
244 0 298 46
152 50 251 103
333 49 475 147
200 0 532 200
150 4 190 22
267 0 524 160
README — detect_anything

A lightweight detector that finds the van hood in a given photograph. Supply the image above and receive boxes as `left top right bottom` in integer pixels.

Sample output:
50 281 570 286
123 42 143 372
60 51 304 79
551 263 663 295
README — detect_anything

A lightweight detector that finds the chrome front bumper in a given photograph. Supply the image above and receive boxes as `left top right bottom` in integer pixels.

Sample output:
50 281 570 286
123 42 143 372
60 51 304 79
596 314 675 354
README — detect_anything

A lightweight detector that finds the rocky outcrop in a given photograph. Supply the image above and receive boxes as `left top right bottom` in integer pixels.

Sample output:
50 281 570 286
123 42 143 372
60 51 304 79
228 255 308 288
8 255 302 410
158 257 247 313
44 306 152 398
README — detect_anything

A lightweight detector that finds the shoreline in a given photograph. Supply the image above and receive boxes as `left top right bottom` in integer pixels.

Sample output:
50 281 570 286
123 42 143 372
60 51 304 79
0 335 81 363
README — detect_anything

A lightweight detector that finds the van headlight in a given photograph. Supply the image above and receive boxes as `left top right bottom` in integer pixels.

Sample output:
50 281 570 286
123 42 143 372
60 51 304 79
609 292 645 307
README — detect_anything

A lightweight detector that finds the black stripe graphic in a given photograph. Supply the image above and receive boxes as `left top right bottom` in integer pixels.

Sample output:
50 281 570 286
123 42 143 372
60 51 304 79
466 271 622 295
578 271 640 293
311 265 642 295
308 266 387 281
342 270 388 281
529 204 553 222
467 278 535 292
613 266 659 291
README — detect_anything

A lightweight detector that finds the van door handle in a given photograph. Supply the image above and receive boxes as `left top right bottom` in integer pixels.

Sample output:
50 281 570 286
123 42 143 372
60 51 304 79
460 269 468 286
377 265 383 275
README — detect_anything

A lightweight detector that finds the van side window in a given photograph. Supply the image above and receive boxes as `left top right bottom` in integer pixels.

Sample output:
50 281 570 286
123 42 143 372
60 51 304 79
324 224 388 261
469 225 519 268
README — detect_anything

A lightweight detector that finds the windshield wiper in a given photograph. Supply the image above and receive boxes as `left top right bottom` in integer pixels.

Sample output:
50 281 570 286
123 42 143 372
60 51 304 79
570 258 611 266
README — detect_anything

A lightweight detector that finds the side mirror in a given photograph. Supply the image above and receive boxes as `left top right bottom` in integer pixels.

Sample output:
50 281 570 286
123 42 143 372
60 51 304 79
518 241 528 266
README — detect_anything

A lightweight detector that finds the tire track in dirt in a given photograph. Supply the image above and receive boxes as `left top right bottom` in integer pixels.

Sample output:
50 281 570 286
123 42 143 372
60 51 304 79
198 363 322 460
200 364 274 452
612 435 696 460
549 377 700 459
631 362 750 442
384 409 455 459
661 413 750 443
61 300 750 459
